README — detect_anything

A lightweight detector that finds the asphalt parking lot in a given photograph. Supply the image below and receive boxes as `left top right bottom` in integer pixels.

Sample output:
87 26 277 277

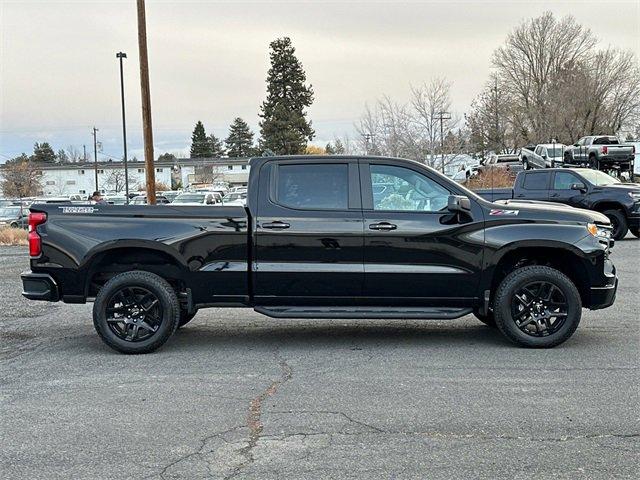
1 240 638 479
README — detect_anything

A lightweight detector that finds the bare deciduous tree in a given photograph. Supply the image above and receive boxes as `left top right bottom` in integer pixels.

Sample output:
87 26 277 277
0 161 42 198
104 169 138 193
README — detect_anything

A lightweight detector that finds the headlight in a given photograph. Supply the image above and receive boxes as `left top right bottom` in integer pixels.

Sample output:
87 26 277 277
629 192 640 202
587 223 611 239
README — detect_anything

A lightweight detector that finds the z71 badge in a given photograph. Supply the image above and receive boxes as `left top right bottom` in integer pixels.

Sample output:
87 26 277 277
59 206 97 214
489 209 519 216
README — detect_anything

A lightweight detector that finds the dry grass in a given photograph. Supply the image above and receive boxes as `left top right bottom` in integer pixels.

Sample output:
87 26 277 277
0 227 28 246
466 168 516 190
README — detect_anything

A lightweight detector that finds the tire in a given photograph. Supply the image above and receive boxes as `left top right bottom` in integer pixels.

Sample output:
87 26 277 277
93 271 180 354
522 159 529 170
564 152 573 165
178 308 198 328
473 309 496 328
10 222 19 228
630 227 640 238
589 154 598 169
603 209 628 240
494 266 582 348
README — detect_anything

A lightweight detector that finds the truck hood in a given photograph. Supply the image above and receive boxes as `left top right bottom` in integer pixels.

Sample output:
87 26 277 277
594 183 640 194
490 200 610 225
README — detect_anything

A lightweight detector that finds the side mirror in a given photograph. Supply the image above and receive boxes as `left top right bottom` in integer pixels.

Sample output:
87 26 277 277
448 195 471 213
570 182 586 191
542 154 547 160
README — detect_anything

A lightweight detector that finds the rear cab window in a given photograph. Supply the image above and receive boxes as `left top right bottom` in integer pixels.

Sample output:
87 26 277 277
522 172 550 190
275 163 349 210
593 136 620 145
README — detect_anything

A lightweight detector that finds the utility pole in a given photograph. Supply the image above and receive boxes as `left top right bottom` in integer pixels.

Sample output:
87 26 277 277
116 51 130 202
92 127 99 191
436 111 451 174
137 0 156 204
83 145 87 162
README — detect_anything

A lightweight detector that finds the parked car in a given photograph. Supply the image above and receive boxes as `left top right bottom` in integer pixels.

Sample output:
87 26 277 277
564 135 635 170
158 191 180 203
105 195 128 205
478 153 523 175
22 155 618 354
474 168 640 240
131 195 170 205
0 205 26 228
221 191 247 206
520 143 566 169
172 192 220 205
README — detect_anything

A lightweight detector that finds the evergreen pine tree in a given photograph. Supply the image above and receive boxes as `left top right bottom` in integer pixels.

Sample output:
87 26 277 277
31 142 56 163
208 133 226 157
190 121 213 158
225 117 255 157
259 37 314 155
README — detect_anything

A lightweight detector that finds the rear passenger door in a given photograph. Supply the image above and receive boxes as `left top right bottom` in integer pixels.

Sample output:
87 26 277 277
516 171 550 201
253 159 364 305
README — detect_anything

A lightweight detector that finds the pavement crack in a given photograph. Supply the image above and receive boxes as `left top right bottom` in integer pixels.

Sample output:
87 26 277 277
225 350 293 479
270 409 384 433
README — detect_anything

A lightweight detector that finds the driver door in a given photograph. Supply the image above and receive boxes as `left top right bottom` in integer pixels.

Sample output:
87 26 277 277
360 160 484 306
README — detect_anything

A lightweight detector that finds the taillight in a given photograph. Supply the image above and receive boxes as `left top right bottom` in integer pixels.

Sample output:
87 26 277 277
28 212 47 257
601 146 608 154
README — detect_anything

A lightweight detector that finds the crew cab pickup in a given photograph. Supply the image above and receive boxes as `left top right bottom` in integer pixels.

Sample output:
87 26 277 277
22 156 618 353
564 135 635 170
475 168 640 240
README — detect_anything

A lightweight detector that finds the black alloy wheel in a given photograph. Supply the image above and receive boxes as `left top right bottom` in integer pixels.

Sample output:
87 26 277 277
511 281 568 337
93 271 180 354
105 286 163 342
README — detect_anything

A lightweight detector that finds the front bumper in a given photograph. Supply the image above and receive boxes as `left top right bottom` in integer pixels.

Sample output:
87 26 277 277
628 214 640 229
21 271 59 301
586 257 617 310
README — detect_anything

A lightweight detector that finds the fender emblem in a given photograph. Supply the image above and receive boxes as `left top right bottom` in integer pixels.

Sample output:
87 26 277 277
489 209 519 216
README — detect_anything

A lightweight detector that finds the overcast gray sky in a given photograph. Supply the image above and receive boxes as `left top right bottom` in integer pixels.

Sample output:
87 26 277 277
1 0 638 162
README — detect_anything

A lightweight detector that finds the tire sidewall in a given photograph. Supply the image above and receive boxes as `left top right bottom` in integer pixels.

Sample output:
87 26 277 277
495 267 581 348
93 272 179 354
604 210 627 240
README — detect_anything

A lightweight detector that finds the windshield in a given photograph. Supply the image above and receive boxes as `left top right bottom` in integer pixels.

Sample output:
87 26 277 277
225 192 246 202
0 206 20 217
579 170 620 186
173 194 204 203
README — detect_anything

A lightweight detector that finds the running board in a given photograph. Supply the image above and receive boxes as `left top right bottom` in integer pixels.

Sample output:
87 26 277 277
254 306 472 320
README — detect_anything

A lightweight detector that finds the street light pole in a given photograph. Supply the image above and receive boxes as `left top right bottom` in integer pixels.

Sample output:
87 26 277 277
116 51 130 201
92 127 99 191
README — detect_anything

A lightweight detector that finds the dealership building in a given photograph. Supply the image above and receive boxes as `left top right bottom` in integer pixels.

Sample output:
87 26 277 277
1 157 251 197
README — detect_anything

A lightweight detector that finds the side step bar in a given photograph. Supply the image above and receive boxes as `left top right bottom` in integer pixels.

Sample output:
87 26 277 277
254 306 472 320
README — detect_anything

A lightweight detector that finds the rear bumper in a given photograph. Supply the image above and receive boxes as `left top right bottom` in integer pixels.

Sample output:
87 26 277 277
21 271 59 302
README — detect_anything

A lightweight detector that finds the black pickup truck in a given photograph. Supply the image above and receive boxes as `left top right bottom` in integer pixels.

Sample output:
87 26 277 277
475 168 640 240
22 156 618 353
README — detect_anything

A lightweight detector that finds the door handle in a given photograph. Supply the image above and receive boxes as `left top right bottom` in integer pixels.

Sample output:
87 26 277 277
262 221 290 230
369 222 397 231
516 194 525 198
550 193 559 197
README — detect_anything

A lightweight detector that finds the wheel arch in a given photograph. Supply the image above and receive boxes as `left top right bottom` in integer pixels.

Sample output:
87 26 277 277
81 242 190 298
485 242 591 307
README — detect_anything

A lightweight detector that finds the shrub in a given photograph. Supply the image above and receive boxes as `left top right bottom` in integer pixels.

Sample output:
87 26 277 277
466 168 515 190
0 228 28 246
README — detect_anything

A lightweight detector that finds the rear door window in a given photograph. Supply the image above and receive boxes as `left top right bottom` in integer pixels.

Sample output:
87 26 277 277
522 172 550 190
276 164 349 210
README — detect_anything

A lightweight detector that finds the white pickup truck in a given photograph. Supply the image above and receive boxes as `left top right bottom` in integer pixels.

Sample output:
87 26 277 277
520 143 566 169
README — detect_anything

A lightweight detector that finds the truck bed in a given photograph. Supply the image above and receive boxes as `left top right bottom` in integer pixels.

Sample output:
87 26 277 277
28 203 249 304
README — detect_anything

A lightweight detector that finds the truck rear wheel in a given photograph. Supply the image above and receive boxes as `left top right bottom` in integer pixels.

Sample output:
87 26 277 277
603 209 628 240
494 266 581 348
93 271 180 354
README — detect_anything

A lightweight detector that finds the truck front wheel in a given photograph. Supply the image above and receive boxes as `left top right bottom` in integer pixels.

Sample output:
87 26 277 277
494 266 581 348
93 271 180 354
